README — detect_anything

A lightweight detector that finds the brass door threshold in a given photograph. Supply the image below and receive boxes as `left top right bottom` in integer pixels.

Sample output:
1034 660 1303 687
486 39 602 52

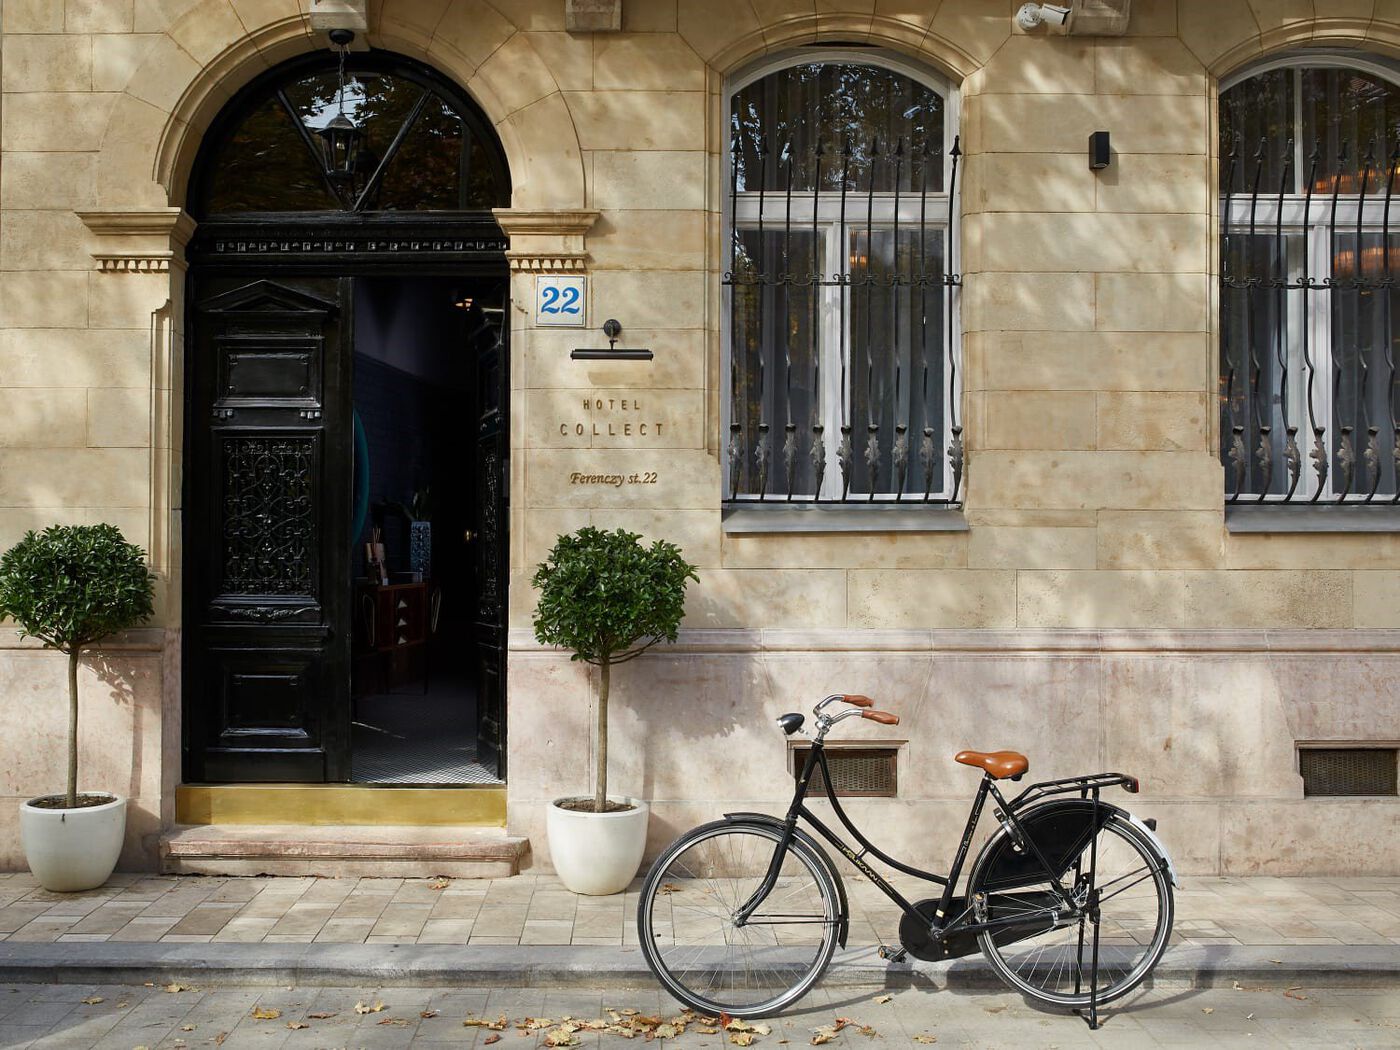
175 784 506 827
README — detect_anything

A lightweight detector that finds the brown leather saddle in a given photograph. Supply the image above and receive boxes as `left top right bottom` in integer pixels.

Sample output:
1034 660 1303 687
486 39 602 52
954 749 1029 780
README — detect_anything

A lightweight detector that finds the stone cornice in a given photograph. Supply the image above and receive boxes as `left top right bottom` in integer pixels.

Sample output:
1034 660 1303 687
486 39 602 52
492 208 599 273
77 208 197 274
508 627 1400 655
491 209 600 237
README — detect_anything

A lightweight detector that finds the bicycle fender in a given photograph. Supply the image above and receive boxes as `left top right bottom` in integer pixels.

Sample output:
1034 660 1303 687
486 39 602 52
974 799 1178 894
723 811 850 947
1123 811 1180 888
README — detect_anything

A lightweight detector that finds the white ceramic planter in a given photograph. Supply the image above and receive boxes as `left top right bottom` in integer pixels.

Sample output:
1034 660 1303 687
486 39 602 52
547 796 650 896
20 794 126 893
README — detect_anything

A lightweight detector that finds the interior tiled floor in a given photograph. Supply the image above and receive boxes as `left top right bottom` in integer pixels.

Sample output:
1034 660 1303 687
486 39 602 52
0 873 1397 949
351 671 500 786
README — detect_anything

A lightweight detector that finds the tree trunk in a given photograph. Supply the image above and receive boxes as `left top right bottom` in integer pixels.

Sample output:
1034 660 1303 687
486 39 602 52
66 648 80 809
595 657 610 813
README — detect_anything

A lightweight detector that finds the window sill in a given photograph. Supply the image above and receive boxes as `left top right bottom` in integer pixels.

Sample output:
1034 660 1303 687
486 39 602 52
722 503 968 534
1225 504 1400 533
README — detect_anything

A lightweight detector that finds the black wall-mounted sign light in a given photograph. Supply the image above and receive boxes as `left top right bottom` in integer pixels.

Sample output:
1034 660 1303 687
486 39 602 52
1089 130 1111 171
572 318 653 360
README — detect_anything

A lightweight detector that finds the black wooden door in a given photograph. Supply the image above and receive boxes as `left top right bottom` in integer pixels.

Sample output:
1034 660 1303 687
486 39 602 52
184 276 354 782
472 308 508 777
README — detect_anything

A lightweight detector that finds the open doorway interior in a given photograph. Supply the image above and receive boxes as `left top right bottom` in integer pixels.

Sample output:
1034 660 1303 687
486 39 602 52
349 276 504 785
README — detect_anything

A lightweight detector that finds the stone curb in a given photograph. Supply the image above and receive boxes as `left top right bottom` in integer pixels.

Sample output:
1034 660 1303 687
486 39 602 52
0 943 1396 989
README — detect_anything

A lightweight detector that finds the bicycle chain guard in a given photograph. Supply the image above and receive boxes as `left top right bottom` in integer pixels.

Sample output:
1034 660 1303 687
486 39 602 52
898 898 980 961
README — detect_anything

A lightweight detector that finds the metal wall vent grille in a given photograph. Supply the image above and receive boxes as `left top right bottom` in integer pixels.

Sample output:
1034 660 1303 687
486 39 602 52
796 747 898 798
1299 747 1398 797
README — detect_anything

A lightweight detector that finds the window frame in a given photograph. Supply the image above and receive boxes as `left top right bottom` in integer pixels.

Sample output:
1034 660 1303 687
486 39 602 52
721 49 962 507
1219 53 1400 505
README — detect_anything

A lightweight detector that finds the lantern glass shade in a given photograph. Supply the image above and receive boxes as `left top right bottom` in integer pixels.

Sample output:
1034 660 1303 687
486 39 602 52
315 111 363 180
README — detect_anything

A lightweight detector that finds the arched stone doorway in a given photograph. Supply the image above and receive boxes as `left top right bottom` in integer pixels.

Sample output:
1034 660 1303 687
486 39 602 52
181 49 512 786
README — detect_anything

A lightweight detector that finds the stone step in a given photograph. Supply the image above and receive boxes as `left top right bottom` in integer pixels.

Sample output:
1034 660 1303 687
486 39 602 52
160 824 529 878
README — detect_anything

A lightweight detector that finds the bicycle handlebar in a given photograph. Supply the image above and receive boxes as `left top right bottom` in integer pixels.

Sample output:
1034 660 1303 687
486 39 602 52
861 709 900 725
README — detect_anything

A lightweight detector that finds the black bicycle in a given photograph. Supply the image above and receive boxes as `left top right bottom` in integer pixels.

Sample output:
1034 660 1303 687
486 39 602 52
637 693 1177 1025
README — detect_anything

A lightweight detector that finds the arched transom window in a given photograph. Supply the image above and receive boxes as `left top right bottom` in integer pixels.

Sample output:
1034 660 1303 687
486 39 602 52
724 54 961 510
1220 58 1400 504
191 54 509 217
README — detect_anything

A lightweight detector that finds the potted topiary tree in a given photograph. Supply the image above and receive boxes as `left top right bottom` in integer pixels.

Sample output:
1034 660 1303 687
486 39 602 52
0 524 155 892
532 526 697 895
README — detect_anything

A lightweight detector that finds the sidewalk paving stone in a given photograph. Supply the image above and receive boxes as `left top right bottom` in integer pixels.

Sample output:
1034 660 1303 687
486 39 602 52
0 872 1399 956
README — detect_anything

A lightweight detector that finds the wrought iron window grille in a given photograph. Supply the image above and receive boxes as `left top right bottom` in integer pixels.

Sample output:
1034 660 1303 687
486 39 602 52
1220 64 1400 506
723 65 962 509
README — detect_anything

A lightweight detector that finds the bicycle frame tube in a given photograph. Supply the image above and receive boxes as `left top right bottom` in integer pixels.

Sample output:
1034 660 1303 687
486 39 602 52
734 738 1079 938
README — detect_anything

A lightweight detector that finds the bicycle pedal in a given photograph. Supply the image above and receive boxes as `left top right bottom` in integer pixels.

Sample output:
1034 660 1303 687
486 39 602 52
877 945 908 962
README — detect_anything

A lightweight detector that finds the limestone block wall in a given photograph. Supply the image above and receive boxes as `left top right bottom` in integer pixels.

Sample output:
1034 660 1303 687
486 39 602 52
0 1 1397 872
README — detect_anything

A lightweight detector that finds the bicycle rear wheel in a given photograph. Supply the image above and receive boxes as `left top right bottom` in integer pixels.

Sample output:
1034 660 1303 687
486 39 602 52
637 820 841 1017
970 813 1173 1008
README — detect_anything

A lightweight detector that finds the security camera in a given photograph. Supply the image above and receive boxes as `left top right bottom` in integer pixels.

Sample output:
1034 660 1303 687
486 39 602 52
1016 3 1072 30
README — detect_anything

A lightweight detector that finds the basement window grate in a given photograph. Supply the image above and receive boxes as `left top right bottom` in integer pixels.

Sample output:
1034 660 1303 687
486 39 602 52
1299 747 1399 797
794 747 898 798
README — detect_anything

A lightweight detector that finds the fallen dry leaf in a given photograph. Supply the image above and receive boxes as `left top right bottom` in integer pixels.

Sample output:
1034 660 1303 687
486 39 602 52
286 1021 308 1030
421 1009 440 1019
1284 988 1308 1001
811 1029 836 1045
730 1033 755 1047
465 1015 509 1030
179 1025 195 1032
165 983 192 993
661 883 682 894
485 1036 502 1045
1201 1007 1214 1015
544 1030 578 1047
251 1007 281 1021
913 1037 938 1045
80 996 103 1005
307 1011 336 1019
214 1032 227 1045
378 1018 412 1027
116 1001 129 1009
355 1000 387 1014
874 995 892 1005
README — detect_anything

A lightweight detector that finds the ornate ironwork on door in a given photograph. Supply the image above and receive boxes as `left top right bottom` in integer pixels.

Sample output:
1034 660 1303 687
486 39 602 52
220 436 317 596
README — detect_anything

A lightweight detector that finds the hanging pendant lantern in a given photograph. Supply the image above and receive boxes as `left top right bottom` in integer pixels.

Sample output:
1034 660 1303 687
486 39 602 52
312 29 363 182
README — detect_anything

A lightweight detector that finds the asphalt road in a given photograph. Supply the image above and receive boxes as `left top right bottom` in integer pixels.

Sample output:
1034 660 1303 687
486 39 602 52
0 978 1397 1048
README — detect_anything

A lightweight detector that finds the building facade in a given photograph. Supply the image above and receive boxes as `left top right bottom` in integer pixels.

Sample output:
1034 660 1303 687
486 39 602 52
1 0 1399 878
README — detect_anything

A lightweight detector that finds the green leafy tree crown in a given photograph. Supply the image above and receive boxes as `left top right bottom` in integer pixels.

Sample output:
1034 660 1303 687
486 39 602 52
0 524 155 653
531 527 697 665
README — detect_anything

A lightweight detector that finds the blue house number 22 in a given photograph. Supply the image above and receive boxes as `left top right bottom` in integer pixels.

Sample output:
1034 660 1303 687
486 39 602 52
536 276 586 328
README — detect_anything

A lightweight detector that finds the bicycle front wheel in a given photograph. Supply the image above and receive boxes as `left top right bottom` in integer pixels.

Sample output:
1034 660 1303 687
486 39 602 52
637 820 841 1017
970 812 1173 1009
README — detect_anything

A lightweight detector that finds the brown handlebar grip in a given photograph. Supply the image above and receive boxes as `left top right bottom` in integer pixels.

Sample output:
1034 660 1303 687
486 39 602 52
840 694 875 708
861 709 900 725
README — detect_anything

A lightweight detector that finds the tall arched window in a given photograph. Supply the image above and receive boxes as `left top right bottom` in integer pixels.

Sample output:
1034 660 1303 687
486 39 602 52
724 53 961 511
1220 57 1400 504
190 53 509 217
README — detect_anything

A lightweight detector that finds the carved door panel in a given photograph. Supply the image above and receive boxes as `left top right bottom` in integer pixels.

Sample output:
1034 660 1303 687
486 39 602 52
473 310 508 778
185 276 353 782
